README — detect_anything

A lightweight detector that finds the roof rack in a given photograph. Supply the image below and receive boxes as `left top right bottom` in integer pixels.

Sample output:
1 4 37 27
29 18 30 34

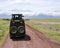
12 14 24 17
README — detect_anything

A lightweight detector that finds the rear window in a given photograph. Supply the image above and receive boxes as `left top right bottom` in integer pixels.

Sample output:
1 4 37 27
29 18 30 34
12 15 19 20
15 15 18 18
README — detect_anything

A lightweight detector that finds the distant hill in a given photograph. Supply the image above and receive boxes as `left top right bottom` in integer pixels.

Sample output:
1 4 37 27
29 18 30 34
0 13 11 19
0 13 60 19
27 14 60 18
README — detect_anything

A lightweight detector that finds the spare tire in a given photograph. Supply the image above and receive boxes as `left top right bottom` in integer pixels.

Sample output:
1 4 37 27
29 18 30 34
18 26 25 33
10 26 17 34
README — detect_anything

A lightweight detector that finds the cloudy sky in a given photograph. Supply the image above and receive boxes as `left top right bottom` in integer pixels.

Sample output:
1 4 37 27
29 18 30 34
0 0 60 16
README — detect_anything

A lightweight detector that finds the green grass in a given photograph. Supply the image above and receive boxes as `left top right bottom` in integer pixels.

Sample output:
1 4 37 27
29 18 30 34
30 18 60 22
0 19 9 47
26 21 60 42
48 24 60 29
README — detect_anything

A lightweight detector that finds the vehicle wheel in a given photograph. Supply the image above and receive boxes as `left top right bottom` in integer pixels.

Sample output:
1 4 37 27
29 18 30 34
18 26 25 33
10 26 17 34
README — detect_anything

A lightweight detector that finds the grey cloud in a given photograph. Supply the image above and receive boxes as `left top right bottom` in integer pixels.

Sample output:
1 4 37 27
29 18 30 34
11 9 32 12
0 0 7 2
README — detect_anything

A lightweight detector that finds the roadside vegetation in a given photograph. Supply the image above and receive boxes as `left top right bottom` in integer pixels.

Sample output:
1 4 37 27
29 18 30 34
0 19 9 47
31 18 60 22
26 19 60 42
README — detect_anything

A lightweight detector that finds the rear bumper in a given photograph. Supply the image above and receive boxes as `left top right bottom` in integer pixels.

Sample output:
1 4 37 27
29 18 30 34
10 33 25 38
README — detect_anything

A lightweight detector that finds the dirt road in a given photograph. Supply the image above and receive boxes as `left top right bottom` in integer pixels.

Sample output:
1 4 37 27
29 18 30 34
2 25 60 48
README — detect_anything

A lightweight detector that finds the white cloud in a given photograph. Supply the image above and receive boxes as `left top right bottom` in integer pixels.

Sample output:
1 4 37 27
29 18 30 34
0 0 60 16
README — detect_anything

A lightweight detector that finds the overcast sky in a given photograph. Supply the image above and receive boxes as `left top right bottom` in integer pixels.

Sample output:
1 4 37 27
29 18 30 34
0 0 60 16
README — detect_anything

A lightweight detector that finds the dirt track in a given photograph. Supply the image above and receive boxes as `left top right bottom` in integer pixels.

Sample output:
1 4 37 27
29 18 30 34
2 25 60 48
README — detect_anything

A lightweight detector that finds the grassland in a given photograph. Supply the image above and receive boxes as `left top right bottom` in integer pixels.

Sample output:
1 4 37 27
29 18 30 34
30 18 60 22
48 24 60 29
0 19 9 47
26 19 60 42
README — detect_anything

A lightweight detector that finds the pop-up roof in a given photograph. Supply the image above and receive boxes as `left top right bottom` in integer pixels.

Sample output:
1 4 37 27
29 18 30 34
12 14 24 17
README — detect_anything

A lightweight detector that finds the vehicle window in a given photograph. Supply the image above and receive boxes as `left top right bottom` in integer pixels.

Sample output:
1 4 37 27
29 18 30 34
15 15 18 18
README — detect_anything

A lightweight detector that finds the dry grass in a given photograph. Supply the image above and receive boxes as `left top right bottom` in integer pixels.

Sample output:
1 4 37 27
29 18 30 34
0 19 9 47
26 19 60 42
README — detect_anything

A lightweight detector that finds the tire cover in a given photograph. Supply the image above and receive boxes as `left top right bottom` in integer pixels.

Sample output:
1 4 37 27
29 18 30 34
11 26 17 34
18 26 24 33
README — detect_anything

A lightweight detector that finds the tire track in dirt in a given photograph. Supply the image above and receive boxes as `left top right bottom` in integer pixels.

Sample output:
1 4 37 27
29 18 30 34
2 25 60 48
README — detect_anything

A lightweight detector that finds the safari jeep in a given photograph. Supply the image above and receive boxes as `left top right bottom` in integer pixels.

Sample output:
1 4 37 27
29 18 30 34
10 14 25 39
